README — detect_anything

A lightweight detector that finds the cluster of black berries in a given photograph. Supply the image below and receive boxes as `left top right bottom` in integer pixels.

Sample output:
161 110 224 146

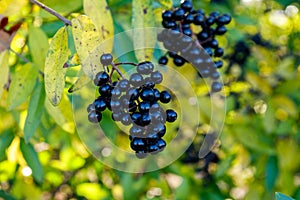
87 53 177 158
157 0 231 92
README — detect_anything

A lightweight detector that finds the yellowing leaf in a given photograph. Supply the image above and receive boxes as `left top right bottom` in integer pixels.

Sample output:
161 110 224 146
45 27 68 106
83 0 114 51
7 63 38 110
0 50 9 98
68 74 90 93
76 183 108 199
132 0 156 61
246 72 272 95
72 15 102 79
28 27 49 71
159 0 172 9
45 93 75 133
0 0 27 16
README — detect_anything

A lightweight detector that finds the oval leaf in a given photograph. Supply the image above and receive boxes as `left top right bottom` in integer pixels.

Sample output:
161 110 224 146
83 0 114 51
0 129 14 161
72 15 102 79
132 0 156 61
45 27 68 106
24 81 45 143
0 50 9 98
45 93 75 133
28 27 49 71
20 139 44 183
7 63 38 110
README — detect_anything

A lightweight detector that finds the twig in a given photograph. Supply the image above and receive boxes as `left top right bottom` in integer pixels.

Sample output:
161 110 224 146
30 0 72 26
111 62 126 79
9 48 30 63
114 62 138 67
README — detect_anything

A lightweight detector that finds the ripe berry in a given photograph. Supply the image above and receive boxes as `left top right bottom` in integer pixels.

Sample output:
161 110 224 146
141 113 151 126
193 14 205 25
153 89 161 101
173 8 185 20
130 126 144 136
99 84 112 97
137 61 154 75
166 109 177 122
215 25 227 35
211 81 222 92
111 87 121 97
151 71 163 84
159 56 168 65
214 60 223 68
139 101 151 113
184 13 194 23
140 88 155 102
214 47 224 57
152 123 166 137
162 21 176 29
173 55 185 66
88 111 102 123
143 77 155 88
131 138 145 151
112 112 122 121
121 114 132 126
129 73 143 87
94 71 109 86
100 53 113 66
87 103 95 113
118 79 130 91
181 1 193 12
94 97 107 112
148 144 159 153
131 112 142 124
217 14 232 25
162 10 173 20
157 139 166 149
160 91 171 103
126 88 139 100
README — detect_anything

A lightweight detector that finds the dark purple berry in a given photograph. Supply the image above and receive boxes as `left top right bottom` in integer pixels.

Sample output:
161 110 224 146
94 71 109 86
160 91 171 103
100 53 113 66
88 111 102 123
211 81 222 92
159 56 168 65
166 109 177 122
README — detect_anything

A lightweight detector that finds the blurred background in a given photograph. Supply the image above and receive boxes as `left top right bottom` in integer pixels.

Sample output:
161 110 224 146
0 0 300 199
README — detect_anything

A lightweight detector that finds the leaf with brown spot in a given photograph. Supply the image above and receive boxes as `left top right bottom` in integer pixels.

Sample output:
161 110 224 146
132 0 156 61
44 26 68 106
7 63 38 110
83 0 114 48
0 50 9 98
71 15 103 79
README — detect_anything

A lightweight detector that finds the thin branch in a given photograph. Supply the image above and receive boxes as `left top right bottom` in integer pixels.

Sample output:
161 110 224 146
114 62 138 67
9 48 30 63
30 0 72 26
111 62 126 79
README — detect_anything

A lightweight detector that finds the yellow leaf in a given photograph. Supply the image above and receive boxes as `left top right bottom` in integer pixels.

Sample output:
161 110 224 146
45 27 68 106
0 50 9 99
72 15 102 79
83 0 114 51
0 0 28 16
132 0 156 61
45 93 75 133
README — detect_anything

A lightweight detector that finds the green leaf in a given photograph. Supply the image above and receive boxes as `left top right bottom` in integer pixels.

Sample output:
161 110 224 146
68 74 90 93
71 15 102 79
0 50 9 99
45 94 75 133
28 27 49 71
158 0 172 9
24 81 46 143
0 129 14 161
266 156 279 191
7 63 38 110
275 192 294 200
232 126 275 155
0 189 15 200
132 0 156 61
83 0 114 51
20 139 44 183
44 26 68 106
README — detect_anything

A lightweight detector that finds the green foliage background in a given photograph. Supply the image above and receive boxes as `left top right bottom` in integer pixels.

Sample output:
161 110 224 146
0 0 300 199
